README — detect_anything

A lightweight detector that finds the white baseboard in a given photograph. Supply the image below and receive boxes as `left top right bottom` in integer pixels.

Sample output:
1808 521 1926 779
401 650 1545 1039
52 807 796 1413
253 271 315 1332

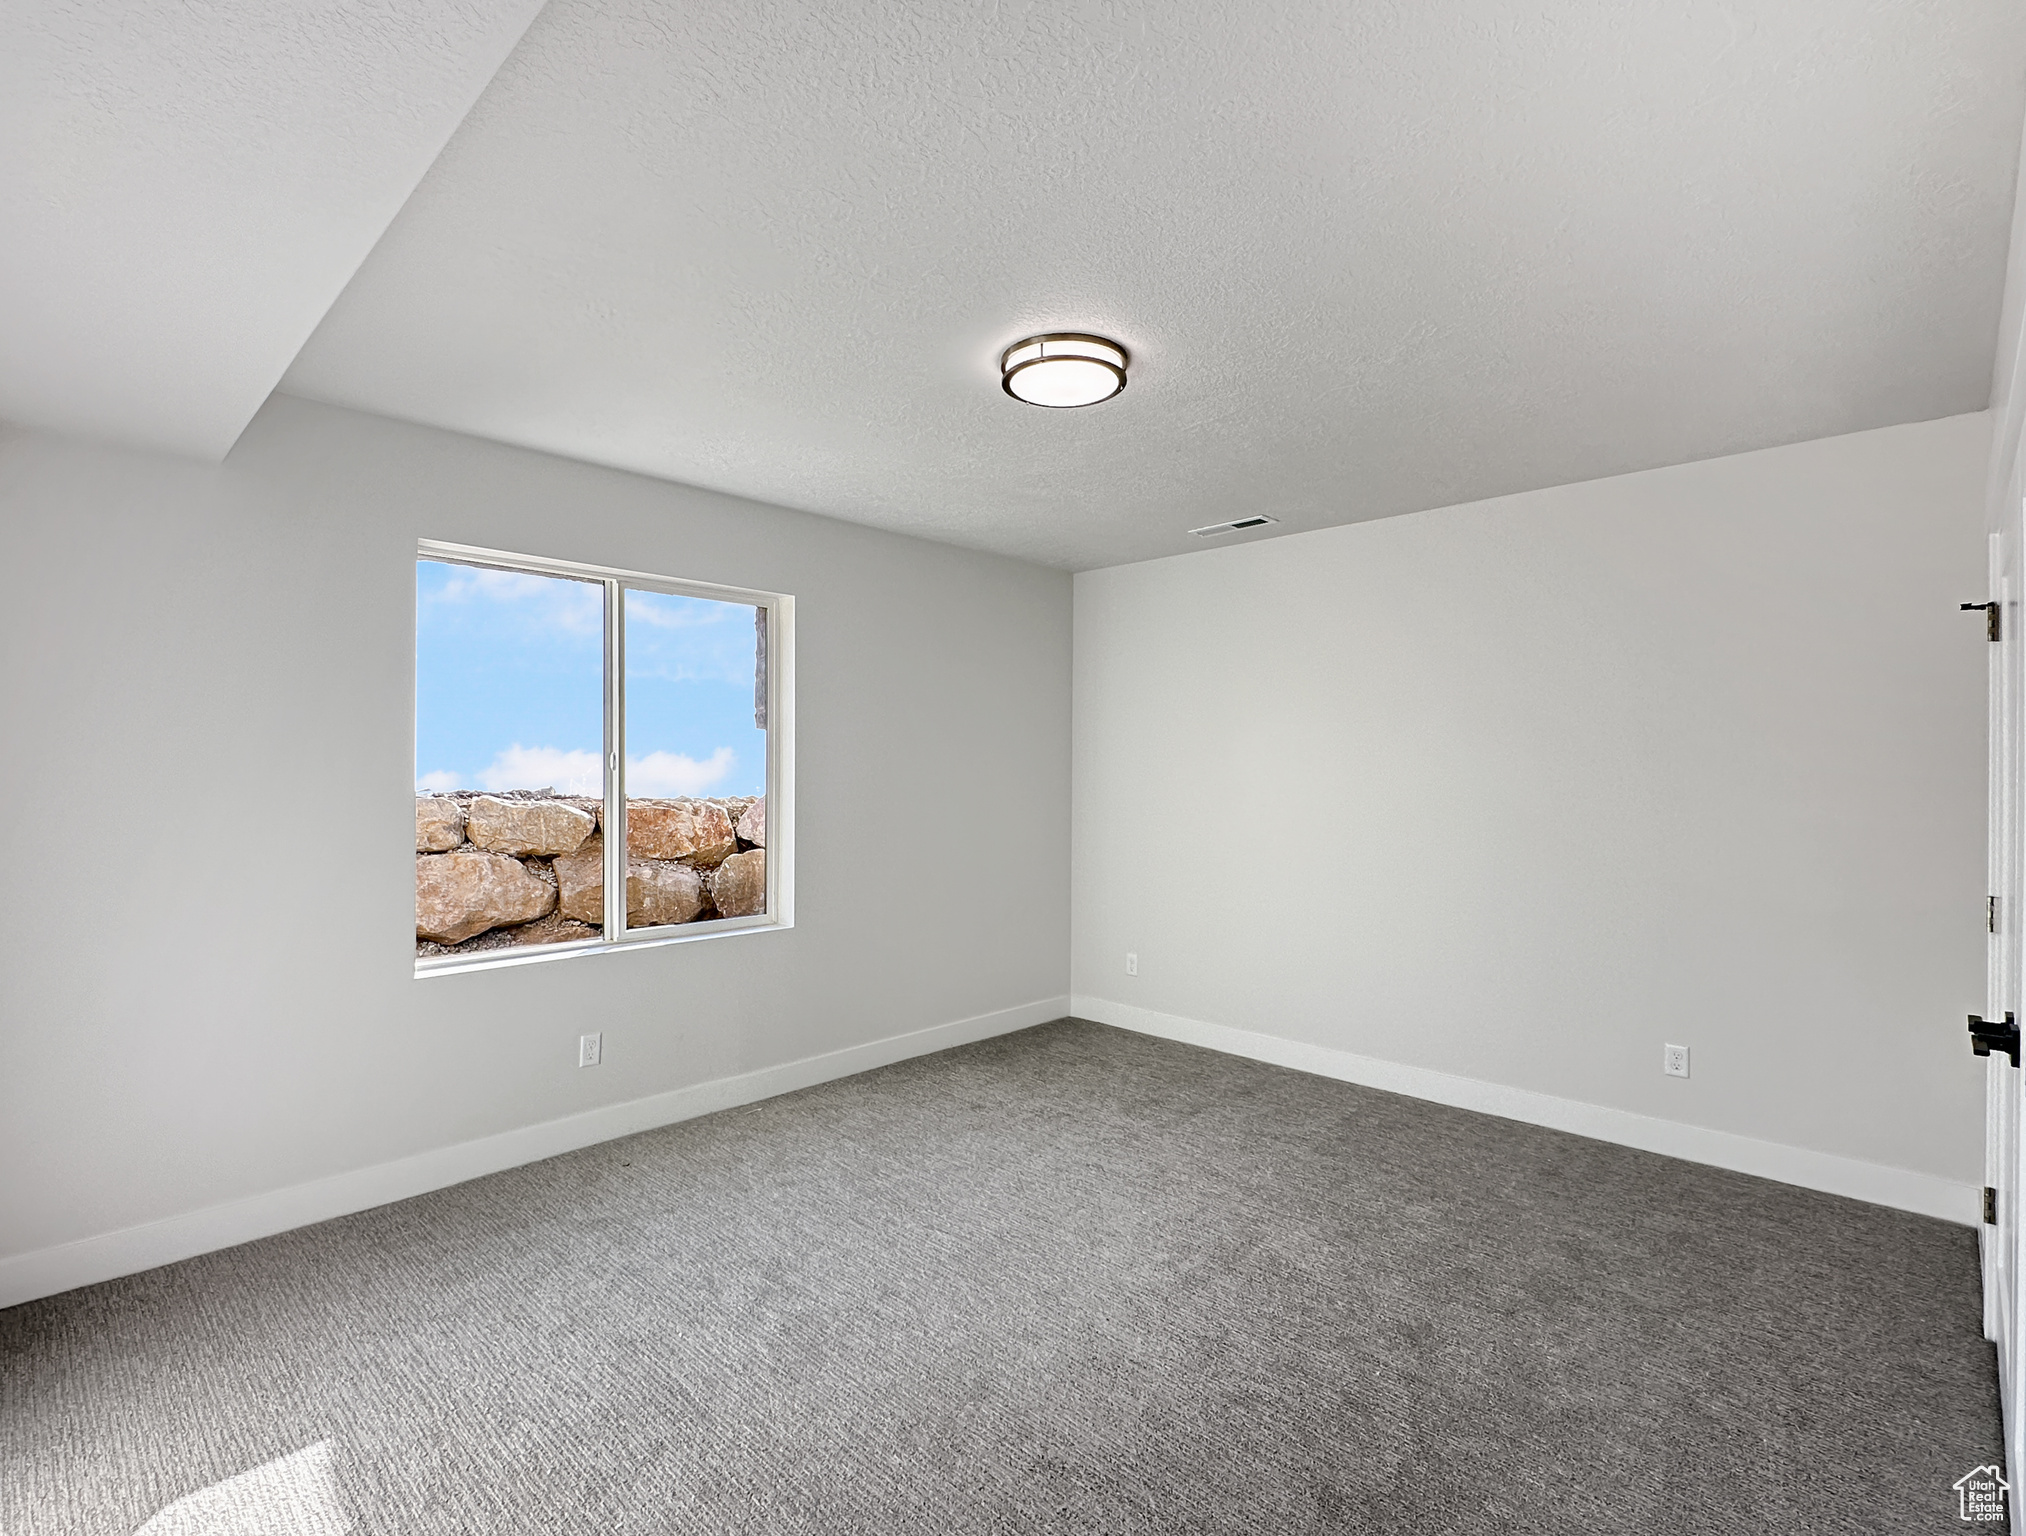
0 995 1069 1311
1074 995 1979 1227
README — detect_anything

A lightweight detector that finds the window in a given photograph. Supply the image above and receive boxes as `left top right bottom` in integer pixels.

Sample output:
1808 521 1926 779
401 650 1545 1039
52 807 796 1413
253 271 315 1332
413 540 792 974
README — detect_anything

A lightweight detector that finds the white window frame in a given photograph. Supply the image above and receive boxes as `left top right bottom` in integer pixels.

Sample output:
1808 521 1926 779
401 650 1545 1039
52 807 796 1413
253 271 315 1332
415 538 794 978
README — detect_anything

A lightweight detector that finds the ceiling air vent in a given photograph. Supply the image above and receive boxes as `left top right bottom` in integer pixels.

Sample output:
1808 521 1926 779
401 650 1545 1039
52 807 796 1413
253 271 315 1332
1189 516 1278 537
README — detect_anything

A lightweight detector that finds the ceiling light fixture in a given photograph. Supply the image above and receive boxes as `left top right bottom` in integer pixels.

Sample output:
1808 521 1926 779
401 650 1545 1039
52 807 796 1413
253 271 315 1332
1001 333 1128 408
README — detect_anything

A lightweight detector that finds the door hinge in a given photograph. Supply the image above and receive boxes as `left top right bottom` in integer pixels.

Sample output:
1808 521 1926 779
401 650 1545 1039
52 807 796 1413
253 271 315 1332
1969 1012 2020 1067
1991 895 2000 934
1963 600 2001 641
1987 1186 2000 1225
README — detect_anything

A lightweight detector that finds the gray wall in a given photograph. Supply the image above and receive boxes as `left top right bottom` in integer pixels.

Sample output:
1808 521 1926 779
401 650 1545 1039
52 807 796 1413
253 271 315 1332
0 395 1071 1261
1071 413 1989 1185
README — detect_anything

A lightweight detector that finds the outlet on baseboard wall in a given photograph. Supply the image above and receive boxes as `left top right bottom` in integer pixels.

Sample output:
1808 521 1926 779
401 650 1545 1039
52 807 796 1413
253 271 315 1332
579 1032 602 1068
1663 1043 1690 1079
1125 952 1138 976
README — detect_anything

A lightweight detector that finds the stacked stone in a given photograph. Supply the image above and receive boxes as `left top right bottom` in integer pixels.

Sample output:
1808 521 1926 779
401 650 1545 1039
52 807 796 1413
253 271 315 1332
415 789 766 956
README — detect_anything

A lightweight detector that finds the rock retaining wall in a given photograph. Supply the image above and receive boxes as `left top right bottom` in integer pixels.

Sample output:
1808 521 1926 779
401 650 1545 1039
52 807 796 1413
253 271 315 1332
416 789 766 958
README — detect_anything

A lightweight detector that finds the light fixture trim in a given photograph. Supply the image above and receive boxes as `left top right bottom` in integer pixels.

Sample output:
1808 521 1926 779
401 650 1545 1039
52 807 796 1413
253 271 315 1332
1001 332 1129 408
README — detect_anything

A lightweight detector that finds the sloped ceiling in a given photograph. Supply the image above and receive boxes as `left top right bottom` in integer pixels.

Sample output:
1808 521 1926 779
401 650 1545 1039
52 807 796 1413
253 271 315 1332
0 0 547 460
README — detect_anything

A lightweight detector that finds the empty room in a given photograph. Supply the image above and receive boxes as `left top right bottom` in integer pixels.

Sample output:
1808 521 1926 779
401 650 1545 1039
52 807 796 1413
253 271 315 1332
7 1 2026 1531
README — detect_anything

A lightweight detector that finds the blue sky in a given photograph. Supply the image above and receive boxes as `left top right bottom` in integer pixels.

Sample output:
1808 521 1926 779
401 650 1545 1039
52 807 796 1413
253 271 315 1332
416 561 766 798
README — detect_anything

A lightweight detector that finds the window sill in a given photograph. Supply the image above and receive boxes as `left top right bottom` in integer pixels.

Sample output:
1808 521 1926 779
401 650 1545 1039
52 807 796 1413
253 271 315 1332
414 913 789 979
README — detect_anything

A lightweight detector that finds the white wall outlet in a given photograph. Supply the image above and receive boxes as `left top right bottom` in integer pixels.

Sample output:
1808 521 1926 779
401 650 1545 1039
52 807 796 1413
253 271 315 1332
1663 1043 1690 1078
578 1031 602 1068
1125 952 1138 976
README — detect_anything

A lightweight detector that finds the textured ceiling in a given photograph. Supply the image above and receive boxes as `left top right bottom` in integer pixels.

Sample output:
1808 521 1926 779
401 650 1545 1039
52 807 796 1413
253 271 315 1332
1 0 546 459
298 4 2017 566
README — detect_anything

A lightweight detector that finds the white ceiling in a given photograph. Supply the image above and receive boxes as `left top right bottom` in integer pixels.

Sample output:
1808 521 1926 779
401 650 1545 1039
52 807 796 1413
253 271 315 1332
277 0 2026 569
9 4 2025 568
0 0 546 460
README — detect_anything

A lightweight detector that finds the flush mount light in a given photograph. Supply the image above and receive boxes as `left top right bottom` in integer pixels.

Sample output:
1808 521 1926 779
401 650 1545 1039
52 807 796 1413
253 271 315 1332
1001 333 1128 408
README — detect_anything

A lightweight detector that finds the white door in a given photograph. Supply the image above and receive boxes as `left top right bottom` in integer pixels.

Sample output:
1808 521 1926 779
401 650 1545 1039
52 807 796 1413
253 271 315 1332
1987 521 2025 1480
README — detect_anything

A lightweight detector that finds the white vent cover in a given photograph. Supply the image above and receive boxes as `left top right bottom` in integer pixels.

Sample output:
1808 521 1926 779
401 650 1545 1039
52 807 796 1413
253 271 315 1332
1189 516 1278 537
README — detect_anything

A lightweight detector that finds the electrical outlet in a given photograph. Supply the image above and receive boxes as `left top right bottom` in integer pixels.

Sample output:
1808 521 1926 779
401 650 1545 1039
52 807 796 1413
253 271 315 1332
578 1031 602 1068
1663 1043 1690 1079
1125 952 1138 976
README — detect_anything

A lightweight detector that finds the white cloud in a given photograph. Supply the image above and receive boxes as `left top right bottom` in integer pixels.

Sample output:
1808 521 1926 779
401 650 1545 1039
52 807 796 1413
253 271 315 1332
625 595 734 630
426 565 602 635
451 568 552 601
461 744 737 798
477 745 604 796
626 746 735 796
625 591 757 685
416 770 462 793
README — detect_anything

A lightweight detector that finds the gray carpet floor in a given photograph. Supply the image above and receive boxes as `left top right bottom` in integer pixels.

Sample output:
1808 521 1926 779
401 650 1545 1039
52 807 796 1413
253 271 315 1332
0 1019 2004 1534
